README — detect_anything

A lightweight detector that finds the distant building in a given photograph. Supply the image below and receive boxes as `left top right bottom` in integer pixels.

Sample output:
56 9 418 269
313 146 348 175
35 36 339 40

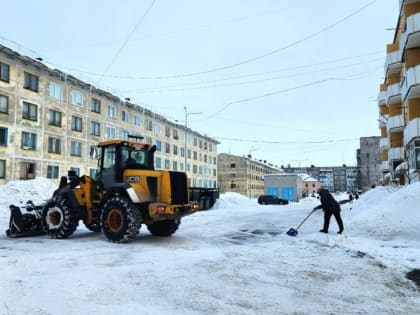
264 174 302 202
281 165 359 193
298 174 320 196
217 153 282 198
357 137 382 190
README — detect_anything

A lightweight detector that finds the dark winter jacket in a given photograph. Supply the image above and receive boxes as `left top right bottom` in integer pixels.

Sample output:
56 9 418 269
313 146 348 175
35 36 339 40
314 189 341 214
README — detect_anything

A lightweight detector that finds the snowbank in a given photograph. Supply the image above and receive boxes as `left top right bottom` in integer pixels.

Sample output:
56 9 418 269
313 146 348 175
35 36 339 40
346 183 420 241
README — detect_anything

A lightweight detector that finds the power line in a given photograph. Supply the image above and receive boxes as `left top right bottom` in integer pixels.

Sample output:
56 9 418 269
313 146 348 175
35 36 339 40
125 58 383 93
127 0 377 79
99 0 157 80
198 78 334 121
213 136 359 144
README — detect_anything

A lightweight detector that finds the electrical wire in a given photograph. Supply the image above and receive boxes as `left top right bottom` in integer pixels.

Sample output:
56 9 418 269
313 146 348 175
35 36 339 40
126 0 377 79
124 58 383 93
99 0 157 80
213 136 359 144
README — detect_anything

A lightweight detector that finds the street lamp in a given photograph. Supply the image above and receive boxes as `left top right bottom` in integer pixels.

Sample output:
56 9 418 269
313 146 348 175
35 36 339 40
182 106 202 174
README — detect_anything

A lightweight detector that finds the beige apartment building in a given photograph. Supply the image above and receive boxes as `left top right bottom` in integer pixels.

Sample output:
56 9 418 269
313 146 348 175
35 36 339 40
378 0 420 184
0 44 219 187
217 153 283 198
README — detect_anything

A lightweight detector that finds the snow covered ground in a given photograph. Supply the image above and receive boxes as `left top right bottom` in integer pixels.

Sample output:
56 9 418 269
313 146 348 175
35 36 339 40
0 178 419 314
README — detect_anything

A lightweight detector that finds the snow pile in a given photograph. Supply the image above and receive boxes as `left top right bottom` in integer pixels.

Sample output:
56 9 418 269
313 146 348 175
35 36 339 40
347 182 420 241
0 178 57 226
0 178 419 314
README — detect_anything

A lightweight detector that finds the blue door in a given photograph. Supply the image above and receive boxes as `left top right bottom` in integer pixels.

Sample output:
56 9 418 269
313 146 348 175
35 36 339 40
266 186 279 197
282 187 294 201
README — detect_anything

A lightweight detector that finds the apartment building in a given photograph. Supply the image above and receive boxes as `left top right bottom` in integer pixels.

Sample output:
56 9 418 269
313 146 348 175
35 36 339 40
0 44 219 187
357 137 382 190
281 165 360 193
378 0 420 184
217 153 282 198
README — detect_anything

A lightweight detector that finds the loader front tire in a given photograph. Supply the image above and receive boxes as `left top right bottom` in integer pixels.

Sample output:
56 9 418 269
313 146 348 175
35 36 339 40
101 195 141 243
43 196 78 239
147 219 180 237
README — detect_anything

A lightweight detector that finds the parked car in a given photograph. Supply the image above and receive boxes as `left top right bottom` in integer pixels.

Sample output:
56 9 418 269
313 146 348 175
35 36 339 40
257 195 289 205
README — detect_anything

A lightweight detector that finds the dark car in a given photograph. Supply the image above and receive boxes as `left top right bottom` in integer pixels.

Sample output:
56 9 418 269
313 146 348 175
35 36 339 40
257 195 289 205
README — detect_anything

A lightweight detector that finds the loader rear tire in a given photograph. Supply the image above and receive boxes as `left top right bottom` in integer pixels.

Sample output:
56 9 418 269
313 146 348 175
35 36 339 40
147 219 180 237
101 195 141 243
43 196 78 239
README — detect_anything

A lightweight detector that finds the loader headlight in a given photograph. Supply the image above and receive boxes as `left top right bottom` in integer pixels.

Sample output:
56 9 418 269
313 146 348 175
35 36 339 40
192 203 200 210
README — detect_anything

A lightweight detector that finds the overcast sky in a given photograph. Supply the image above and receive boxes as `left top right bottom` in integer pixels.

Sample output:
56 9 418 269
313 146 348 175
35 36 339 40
0 0 399 167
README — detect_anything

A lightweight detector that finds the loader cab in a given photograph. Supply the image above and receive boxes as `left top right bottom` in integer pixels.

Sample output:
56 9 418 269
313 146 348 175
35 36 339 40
94 139 156 190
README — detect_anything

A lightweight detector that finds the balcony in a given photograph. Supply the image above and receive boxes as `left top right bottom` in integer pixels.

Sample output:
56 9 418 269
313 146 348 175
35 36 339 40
384 49 402 74
401 65 420 101
388 147 405 160
380 137 389 149
404 117 420 145
377 90 386 105
380 161 389 172
387 114 405 133
386 83 401 104
400 12 420 52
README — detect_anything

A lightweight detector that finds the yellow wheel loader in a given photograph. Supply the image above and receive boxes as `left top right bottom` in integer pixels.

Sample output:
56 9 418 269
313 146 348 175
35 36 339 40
6 136 200 243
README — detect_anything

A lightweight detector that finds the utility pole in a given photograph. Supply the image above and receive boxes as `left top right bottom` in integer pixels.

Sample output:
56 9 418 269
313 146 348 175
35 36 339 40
183 106 202 175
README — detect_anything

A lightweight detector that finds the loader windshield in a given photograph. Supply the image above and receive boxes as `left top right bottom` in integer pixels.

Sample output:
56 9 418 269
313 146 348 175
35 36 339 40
121 146 147 169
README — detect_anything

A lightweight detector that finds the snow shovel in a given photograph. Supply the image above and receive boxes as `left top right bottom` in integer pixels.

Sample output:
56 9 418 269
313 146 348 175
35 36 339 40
286 209 317 237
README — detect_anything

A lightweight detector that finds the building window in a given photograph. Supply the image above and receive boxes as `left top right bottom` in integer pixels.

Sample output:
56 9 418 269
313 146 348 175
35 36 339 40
193 151 197 160
23 72 38 92
230 163 236 168
71 90 83 106
48 110 62 127
165 143 170 154
70 141 82 157
107 104 116 118
165 126 171 137
106 126 116 139
193 165 197 174
146 119 152 131
89 168 96 179
21 131 37 150
180 147 185 157
173 161 178 171
0 94 8 114
47 165 59 179
156 157 162 168
121 130 129 140
173 129 179 140
154 123 161 134
91 98 101 113
71 116 83 132
156 140 162 151
134 115 141 126
0 62 10 82
70 167 80 176
173 145 178 155
165 159 170 169
49 82 63 100
0 127 8 146
122 110 129 122
48 137 61 154
22 102 38 121
0 159 5 178
90 121 101 136
231 183 236 189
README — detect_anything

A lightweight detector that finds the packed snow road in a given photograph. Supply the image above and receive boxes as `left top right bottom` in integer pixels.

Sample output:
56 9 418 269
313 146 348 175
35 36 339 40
0 180 419 314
